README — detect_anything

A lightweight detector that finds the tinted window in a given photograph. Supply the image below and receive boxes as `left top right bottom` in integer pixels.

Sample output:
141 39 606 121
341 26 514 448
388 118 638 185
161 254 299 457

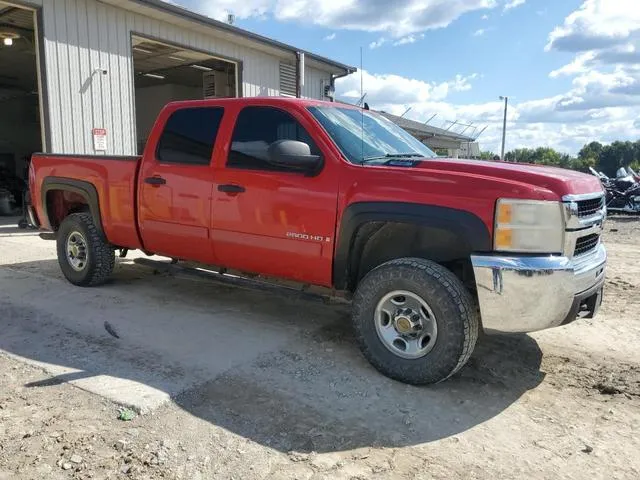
157 107 224 165
228 107 320 171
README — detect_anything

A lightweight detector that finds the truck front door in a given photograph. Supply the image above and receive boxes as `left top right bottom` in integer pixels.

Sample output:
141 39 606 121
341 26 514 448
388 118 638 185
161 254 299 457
138 106 224 262
211 105 339 286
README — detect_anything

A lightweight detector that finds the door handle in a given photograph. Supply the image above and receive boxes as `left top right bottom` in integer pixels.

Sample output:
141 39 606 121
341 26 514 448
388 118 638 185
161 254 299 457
217 184 245 193
144 176 166 185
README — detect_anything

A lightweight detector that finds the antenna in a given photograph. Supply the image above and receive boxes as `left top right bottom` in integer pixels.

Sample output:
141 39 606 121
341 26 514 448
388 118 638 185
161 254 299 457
356 92 367 107
444 120 458 131
360 46 364 163
400 107 412 118
226 13 235 25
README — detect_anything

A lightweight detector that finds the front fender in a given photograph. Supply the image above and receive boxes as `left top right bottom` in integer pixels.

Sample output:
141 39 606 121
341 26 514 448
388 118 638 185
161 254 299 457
333 202 492 290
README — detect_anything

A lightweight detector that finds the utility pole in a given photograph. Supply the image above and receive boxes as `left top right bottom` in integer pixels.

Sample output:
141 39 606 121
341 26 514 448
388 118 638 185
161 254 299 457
499 96 508 161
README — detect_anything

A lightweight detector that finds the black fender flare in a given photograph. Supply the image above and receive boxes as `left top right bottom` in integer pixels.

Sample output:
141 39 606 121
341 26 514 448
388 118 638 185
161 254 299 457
333 202 492 290
41 176 105 238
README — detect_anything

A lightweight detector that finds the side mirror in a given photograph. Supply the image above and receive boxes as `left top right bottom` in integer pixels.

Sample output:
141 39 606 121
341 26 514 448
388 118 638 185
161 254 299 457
267 140 322 174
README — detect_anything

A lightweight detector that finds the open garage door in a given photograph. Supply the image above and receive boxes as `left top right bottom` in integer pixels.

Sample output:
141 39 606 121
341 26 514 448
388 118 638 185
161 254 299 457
132 36 238 154
0 2 42 212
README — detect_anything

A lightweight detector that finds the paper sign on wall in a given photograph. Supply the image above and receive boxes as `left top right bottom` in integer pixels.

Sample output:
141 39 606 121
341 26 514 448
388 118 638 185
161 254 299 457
92 128 107 151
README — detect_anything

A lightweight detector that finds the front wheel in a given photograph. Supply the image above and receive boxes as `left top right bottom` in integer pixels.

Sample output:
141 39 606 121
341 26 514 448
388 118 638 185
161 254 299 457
56 213 115 287
352 257 479 385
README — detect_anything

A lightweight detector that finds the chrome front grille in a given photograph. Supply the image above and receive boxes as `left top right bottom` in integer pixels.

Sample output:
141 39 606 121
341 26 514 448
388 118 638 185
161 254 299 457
576 196 605 217
574 233 600 257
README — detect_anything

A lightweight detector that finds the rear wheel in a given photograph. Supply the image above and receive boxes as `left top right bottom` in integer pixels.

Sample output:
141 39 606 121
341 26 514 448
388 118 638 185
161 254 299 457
56 213 115 287
352 257 478 385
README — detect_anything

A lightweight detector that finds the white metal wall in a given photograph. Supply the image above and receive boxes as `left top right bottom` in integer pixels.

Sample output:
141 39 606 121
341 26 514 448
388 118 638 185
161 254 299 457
302 65 331 100
34 0 332 155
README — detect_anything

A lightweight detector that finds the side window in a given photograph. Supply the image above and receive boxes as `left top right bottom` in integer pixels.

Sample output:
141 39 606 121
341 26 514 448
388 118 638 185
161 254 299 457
228 106 320 171
157 107 224 165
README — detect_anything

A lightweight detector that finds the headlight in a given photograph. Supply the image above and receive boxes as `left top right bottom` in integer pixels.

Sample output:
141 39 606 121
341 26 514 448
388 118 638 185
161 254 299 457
494 199 564 253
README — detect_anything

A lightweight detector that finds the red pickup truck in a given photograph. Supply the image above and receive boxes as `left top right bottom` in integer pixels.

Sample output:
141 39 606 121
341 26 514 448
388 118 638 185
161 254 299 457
28 98 607 384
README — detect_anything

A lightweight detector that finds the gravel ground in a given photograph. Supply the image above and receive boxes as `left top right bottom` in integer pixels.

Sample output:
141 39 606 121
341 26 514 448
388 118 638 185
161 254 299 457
0 216 638 480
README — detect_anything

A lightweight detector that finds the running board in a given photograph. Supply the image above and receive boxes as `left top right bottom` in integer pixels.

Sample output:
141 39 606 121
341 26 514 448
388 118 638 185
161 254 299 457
133 258 347 305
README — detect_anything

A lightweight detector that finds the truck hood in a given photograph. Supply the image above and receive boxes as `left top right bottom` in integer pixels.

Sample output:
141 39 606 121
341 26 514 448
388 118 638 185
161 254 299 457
417 158 603 199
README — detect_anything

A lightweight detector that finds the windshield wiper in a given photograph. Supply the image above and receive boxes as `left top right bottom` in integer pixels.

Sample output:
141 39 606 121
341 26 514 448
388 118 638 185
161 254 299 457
361 153 423 164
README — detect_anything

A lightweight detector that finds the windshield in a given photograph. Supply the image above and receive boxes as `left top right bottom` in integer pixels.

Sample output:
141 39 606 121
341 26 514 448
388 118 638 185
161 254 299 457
308 106 437 164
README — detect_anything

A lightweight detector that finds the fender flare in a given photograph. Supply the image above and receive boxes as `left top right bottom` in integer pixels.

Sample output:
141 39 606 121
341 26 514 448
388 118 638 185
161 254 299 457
333 202 492 290
41 176 105 238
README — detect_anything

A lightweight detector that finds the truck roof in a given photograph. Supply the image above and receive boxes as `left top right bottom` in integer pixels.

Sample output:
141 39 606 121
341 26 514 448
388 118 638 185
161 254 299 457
164 97 360 110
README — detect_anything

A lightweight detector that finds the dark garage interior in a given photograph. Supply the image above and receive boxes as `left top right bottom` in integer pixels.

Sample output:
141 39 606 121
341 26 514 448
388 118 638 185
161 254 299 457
132 36 237 154
0 2 41 213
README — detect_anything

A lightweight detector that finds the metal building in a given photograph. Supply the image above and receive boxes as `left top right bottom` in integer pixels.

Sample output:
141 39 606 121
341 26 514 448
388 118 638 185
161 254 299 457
0 0 354 180
378 111 478 156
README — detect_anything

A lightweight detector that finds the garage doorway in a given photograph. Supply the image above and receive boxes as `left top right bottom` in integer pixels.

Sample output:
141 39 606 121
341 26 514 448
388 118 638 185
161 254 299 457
0 2 42 209
132 35 239 154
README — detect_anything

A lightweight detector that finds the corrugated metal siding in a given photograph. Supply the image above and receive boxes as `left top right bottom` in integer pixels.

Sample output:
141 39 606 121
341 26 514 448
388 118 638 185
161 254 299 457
37 0 332 155
302 65 330 100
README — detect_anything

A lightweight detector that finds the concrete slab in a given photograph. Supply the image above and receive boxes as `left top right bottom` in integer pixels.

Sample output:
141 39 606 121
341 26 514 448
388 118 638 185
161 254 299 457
0 237 342 413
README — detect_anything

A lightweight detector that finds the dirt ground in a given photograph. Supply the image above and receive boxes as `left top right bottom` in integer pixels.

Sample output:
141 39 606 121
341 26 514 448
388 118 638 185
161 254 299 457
0 216 638 480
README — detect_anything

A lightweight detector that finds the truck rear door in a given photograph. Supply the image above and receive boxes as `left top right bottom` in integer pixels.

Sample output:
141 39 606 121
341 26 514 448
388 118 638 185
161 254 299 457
211 104 339 287
137 106 224 262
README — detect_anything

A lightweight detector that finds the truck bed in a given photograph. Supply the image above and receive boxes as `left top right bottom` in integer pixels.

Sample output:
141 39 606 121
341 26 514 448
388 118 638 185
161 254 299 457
30 153 142 249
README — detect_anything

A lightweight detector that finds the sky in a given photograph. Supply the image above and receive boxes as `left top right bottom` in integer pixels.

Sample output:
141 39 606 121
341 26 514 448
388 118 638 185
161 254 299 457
167 0 639 155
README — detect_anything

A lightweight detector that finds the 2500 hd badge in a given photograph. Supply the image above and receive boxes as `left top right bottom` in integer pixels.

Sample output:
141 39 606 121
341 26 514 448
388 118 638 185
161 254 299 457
286 232 331 242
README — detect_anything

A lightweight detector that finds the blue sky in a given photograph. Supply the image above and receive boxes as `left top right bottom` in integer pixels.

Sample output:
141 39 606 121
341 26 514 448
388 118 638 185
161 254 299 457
170 0 640 154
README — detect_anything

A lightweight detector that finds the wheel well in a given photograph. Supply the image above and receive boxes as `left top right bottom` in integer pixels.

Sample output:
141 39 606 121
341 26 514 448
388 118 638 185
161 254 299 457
346 221 476 292
45 190 90 231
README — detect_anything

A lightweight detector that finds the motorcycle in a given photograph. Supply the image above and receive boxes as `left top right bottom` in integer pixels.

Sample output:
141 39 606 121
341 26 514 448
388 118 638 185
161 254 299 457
590 167 640 215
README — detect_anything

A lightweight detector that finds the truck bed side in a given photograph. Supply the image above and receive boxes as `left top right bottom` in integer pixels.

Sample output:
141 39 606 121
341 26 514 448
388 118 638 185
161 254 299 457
29 154 143 249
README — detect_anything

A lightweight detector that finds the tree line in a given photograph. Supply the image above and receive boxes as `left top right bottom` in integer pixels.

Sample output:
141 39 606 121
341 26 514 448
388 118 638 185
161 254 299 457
479 140 640 176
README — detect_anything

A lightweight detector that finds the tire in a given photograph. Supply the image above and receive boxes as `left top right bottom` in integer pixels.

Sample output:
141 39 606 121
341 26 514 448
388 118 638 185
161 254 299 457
352 257 479 385
56 213 115 287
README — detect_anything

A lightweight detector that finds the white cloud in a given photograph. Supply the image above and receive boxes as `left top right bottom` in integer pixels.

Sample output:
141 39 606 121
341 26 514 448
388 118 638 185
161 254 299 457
324 33 336 41
546 0 640 53
183 0 498 37
369 37 386 49
336 70 480 105
335 68 640 154
481 14 489 20
393 34 425 46
504 0 526 12
473 28 486 36
506 0 640 153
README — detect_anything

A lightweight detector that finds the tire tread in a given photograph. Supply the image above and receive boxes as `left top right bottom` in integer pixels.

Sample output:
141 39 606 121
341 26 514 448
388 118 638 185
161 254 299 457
352 257 479 384
57 213 115 287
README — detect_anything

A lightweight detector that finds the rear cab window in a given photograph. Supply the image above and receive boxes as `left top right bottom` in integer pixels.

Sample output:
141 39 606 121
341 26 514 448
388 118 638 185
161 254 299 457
156 107 224 165
227 106 321 172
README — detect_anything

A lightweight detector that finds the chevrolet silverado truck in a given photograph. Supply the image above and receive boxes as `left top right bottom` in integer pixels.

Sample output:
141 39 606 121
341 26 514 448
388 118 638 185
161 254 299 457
27 98 607 385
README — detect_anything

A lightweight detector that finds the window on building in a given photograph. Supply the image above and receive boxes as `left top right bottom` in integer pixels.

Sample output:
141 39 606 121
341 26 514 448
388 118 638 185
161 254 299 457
156 107 224 165
279 62 297 97
228 107 320 171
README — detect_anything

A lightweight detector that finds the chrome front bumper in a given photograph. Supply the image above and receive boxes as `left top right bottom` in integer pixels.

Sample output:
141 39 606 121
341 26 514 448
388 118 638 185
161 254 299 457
471 243 607 334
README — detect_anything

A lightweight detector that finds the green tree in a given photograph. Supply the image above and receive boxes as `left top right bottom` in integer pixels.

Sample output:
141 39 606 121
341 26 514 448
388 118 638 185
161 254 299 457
597 141 638 176
479 151 497 160
578 141 603 163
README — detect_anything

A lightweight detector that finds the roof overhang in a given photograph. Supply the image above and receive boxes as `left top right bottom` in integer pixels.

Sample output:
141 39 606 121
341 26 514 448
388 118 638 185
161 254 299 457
378 111 475 148
98 0 356 76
